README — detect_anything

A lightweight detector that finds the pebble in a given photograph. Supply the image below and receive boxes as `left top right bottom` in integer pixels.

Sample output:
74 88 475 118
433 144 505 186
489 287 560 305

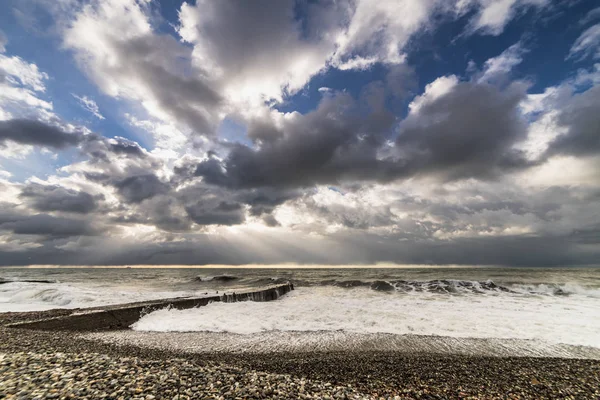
0 352 367 399
1 310 600 399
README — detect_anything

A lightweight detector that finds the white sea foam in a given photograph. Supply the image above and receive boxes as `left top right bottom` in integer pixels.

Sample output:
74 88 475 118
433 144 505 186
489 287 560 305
0 281 210 312
510 282 600 298
132 286 600 348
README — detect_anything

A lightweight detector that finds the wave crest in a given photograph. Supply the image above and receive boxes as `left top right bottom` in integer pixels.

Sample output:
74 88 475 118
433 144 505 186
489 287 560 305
281 278 600 297
194 275 239 283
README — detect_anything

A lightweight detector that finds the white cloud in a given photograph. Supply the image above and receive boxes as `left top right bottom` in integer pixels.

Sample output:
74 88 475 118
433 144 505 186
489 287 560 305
332 0 439 66
408 75 459 114
334 55 381 71
178 0 339 106
573 63 600 87
478 42 526 83
517 63 600 160
568 24 600 61
0 53 53 121
519 110 564 159
59 0 546 138
125 113 190 159
0 141 33 159
0 85 53 114
0 53 49 92
460 0 549 35
72 94 104 119
64 0 221 139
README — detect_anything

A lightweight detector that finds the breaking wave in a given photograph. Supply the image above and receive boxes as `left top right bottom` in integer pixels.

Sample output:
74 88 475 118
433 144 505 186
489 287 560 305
0 278 58 285
194 275 239 283
0 281 207 312
132 285 600 348
258 278 600 298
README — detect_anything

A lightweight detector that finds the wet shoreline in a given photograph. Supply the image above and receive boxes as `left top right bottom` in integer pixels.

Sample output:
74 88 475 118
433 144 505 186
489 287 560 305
1 309 600 399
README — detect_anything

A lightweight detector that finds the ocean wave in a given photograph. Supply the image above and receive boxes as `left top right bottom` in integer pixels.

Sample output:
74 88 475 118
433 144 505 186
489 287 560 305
281 278 600 297
131 285 600 348
510 283 600 298
194 275 239 283
286 278 515 294
0 278 58 285
0 281 205 312
0 283 97 310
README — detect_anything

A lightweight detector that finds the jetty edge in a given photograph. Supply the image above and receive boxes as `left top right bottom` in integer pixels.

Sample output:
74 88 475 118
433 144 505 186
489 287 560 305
7 282 294 332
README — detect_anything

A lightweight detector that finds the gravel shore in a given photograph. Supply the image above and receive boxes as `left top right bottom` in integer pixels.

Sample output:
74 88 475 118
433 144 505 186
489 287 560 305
1 352 365 400
1 310 600 399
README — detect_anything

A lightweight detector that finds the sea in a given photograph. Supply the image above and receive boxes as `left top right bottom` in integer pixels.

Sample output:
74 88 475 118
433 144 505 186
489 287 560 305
1 267 599 348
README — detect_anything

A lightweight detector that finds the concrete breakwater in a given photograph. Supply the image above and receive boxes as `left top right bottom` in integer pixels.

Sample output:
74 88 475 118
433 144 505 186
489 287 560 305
8 282 294 332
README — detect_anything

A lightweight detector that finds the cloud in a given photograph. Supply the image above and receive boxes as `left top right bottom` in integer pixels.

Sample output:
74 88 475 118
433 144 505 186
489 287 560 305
19 183 99 214
0 30 7 53
0 204 102 238
331 0 440 66
178 0 342 105
0 222 596 266
580 7 600 26
193 92 397 189
114 174 170 204
0 119 84 148
477 42 526 83
59 0 547 134
106 136 146 158
9 214 100 237
548 85 600 156
64 0 222 137
0 53 53 120
192 78 532 189
0 0 598 267
461 0 549 35
185 199 245 226
397 81 533 180
0 53 48 92
72 94 104 119
568 23 600 61
386 64 418 99
262 214 280 227
408 75 459 114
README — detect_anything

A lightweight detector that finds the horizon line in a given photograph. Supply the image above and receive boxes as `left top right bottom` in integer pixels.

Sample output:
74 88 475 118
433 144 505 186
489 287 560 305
3 264 598 269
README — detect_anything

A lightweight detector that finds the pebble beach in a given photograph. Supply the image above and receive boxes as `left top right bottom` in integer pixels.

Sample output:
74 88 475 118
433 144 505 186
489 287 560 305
1 310 600 399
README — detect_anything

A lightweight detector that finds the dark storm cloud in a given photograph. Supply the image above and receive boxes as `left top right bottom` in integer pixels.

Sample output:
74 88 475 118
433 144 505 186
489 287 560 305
246 119 283 143
19 184 99 214
0 227 597 267
262 214 280 227
0 119 148 162
0 119 83 148
192 81 534 190
175 183 247 226
185 200 246 226
395 82 533 180
193 93 399 189
548 85 600 156
108 137 147 157
115 174 170 204
112 195 192 232
0 205 101 238
9 214 99 237
570 223 600 245
234 187 300 216
98 178 252 230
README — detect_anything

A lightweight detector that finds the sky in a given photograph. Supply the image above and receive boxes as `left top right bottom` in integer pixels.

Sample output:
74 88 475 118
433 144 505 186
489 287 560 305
0 0 599 266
